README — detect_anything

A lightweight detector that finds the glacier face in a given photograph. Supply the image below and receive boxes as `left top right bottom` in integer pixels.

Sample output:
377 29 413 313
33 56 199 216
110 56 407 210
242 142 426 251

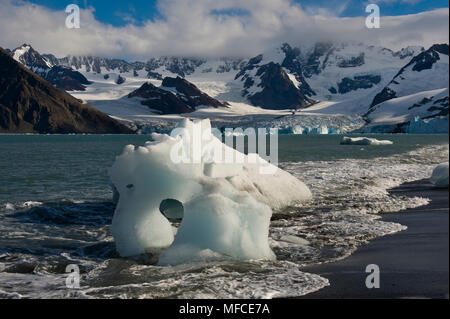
406 116 449 134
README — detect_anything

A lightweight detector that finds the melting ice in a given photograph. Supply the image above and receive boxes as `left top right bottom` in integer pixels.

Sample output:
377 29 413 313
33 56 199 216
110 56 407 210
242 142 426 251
109 119 312 263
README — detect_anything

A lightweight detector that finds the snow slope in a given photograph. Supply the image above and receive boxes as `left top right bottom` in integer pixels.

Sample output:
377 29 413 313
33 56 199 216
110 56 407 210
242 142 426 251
365 88 449 131
305 43 418 104
371 44 448 108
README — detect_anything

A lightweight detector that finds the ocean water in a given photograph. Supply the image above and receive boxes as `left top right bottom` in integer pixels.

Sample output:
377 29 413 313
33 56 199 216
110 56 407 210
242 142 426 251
0 134 448 298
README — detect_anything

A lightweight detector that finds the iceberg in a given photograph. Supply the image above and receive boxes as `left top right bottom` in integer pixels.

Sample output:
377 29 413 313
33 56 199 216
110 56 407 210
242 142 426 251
109 119 312 264
340 136 393 145
430 162 449 188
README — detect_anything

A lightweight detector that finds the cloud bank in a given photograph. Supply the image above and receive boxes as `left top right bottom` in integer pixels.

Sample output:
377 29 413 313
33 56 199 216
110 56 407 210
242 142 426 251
0 0 448 59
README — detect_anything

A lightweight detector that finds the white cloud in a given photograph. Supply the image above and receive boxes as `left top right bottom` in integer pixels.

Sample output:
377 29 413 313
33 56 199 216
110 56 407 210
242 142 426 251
0 0 448 59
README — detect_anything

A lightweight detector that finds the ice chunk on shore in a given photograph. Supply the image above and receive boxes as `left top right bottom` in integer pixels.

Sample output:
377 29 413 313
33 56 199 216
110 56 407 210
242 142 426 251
109 119 312 262
430 162 449 188
340 136 393 146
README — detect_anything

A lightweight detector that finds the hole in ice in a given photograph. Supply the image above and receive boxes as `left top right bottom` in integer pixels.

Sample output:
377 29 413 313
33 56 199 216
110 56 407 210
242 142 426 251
159 199 184 221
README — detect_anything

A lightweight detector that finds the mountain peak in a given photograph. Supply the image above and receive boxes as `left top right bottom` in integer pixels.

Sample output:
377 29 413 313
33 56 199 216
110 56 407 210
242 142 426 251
236 60 314 110
0 47 132 134
429 43 449 55
12 43 52 70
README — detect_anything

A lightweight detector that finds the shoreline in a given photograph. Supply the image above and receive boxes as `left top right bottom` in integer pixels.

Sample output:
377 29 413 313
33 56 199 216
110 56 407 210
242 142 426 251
299 179 449 299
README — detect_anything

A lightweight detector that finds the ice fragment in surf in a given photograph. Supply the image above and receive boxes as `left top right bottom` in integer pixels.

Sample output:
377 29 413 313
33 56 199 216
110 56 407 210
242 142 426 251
430 162 449 188
109 119 311 264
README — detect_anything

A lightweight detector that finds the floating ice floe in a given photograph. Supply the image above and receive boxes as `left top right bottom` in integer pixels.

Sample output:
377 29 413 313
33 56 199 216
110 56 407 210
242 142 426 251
430 162 449 188
109 119 312 264
340 136 393 146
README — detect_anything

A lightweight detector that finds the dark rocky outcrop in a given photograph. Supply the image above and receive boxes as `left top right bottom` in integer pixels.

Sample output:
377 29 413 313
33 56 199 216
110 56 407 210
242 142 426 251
161 77 228 108
0 47 133 134
236 61 314 110
370 87 397 108
337 75 381 94
45 66 91 91
128 82 195 114
234 55 263 81
116 75 126 85
301 42 334 78
280 43 315 96
337 53 365 68
147 71 163 80
128 77 228 114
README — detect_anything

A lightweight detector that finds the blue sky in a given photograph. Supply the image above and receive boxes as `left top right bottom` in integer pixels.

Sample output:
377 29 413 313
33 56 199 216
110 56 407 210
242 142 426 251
24 0 450 27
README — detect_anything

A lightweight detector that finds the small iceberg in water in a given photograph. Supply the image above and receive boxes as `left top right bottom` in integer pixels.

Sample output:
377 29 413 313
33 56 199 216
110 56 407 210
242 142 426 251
109 119 312 265
340 136 393 146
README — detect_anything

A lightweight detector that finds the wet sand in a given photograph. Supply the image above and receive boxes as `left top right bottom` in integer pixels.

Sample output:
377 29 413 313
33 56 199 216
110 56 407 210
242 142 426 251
300 179 449 299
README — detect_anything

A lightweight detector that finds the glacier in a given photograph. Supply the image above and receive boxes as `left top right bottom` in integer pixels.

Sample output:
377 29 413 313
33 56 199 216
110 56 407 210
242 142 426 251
109 119 312 264
406 116 449 134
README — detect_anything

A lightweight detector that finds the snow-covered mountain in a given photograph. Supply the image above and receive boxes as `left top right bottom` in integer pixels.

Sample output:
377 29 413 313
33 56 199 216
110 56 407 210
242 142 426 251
234 55 314 109
44 53 246 81
297 43 425 115
6 42 449 133
361 43 449 132
11 44 91 91
370 44 448 107
12 43 53 72
0 47 132 134
51 42 419 106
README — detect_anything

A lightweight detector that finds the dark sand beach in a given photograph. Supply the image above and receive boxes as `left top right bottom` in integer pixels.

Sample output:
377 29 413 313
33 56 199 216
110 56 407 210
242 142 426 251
300 179 449 299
